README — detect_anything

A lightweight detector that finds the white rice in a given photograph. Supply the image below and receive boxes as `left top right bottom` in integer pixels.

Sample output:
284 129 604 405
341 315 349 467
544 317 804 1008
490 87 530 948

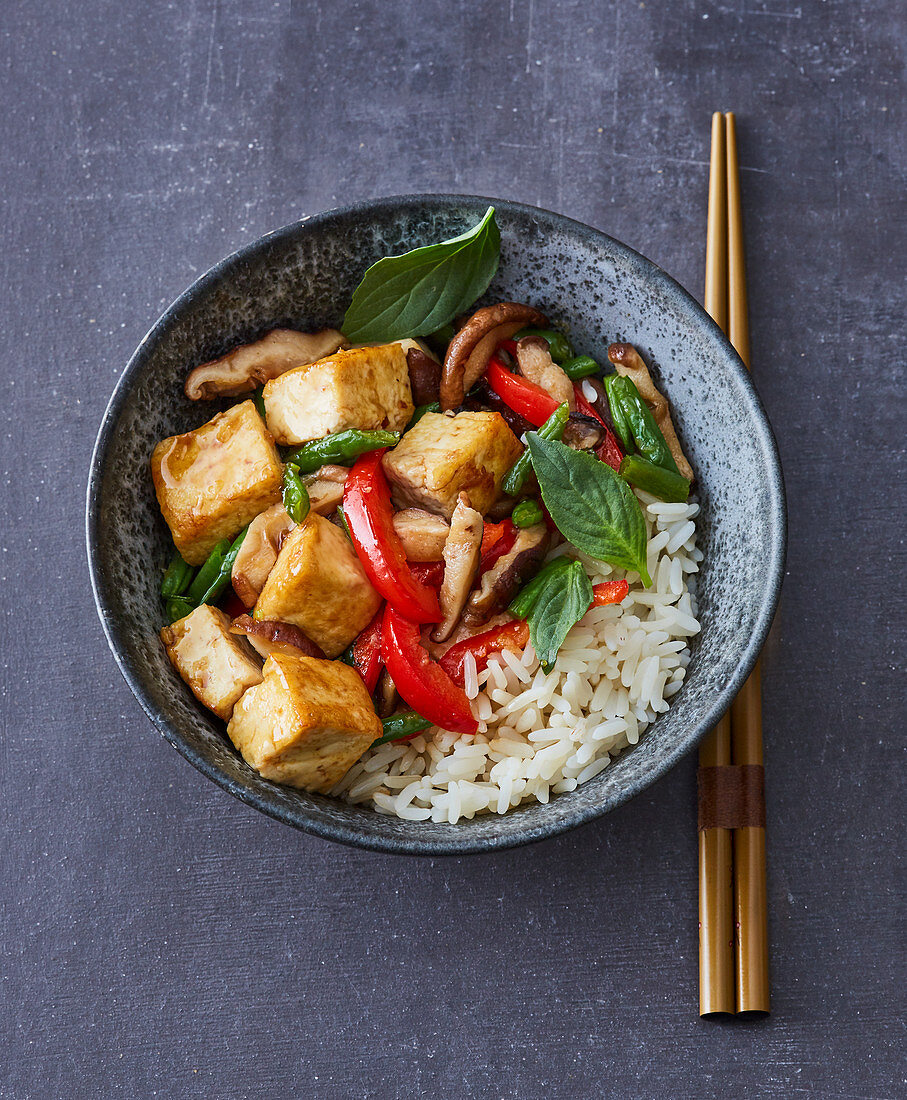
332 490 701 823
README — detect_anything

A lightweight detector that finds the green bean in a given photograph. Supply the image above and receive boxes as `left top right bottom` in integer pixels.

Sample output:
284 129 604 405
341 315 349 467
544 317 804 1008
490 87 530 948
372 710 433 745
512 328 574 363
619 454 690 503
511 499 544 528
161 549 195 598
336 504 352 539
560 355 600 380
282 463 310 524
283 430 400 474
603 375 633 451
604 375 678 474
196 528 249 607
408 402 440 428
165 596 194 624
509 557 574 619
502 401 570 497
251 386 267 419
185 538 231 605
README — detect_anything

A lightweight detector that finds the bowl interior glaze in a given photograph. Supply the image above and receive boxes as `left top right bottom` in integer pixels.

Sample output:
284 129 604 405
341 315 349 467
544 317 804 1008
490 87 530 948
86 195 785 855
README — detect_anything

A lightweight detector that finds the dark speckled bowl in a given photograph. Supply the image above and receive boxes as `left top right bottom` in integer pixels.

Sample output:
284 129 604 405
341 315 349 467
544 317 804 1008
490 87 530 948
86 195 785 855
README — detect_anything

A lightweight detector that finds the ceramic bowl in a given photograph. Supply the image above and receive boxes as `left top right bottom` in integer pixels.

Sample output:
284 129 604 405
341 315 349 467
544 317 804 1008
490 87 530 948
86 194 785 855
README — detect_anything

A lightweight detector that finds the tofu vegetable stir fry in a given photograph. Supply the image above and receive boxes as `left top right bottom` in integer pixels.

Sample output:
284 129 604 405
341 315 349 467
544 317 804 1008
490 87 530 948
153 209 698 817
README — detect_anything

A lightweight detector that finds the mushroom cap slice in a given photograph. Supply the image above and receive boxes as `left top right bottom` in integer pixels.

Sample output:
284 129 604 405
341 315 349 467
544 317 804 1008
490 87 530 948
375 667 399 719
440 302 547 410
185 329 348 400
430 493 484 643
463 523 550 625
405 346 442 406
561 413 607 451
229 614 326 660
302 464 349 516
231 503 295 609
391 508 450 562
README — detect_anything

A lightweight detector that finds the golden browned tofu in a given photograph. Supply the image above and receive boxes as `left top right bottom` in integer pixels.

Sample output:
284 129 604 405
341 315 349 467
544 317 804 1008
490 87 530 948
160 605 263 720
262 343 414 445
227 653 381 792
150 400 284 565
382 410 522 519
253 513 381 657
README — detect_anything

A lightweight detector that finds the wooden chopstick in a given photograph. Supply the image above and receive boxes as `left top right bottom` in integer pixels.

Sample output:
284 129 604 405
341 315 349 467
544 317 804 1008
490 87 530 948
698 112 770 1016
725 112 770 1014
698 111 736 1017
698 712 735 1014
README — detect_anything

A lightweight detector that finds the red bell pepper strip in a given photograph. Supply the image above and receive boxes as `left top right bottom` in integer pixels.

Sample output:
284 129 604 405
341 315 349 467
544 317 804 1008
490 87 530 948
343 451 441 624
591 579 630 606
595 434 625 473
498 338 519 358
572 383 624 472
408 560 445 588
439 619 531 687
486 357 559 427
478 519 517 574
480 519 508 557
351 608 384 693
381 606 478 735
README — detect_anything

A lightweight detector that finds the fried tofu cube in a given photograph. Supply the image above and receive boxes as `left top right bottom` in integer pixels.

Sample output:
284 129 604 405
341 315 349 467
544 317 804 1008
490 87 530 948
253 513 381 657
227 653 381 792
262 343 413 444
161 604 263 720
382 410 522 519
151 400 283 565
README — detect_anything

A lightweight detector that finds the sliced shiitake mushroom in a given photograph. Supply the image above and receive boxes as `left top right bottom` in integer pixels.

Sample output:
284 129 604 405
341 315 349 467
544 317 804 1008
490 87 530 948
392 509 450 562
229 614 326 660
375 668 398 719
302 464 349 515
561 413 607 451
431 493 484 643
406 347 442 406
185 329 348 400
463 523 550 625
231 504 295 609
440 302 547 411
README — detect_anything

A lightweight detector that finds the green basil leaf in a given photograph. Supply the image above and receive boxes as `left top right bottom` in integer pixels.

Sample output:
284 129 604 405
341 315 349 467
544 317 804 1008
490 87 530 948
513 558 593 670
509 557 574 619
341 207 500 342
527 435 652 586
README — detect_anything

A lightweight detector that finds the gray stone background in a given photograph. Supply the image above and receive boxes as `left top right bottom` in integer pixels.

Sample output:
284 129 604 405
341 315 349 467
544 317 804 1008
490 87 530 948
1 1 903 1097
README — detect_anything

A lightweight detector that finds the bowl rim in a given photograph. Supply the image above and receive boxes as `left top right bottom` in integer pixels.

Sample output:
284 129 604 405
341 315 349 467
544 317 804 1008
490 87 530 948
86 192 786 856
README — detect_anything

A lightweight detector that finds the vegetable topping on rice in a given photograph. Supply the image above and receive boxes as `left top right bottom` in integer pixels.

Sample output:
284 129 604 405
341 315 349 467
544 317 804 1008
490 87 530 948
151 209 701 822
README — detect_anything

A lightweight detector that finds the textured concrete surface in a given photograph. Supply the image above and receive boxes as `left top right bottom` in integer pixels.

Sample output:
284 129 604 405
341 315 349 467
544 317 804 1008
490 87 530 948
0 1 903 1097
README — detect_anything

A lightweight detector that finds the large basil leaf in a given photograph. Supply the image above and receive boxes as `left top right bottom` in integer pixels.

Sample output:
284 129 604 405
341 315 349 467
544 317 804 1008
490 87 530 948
341 207 500 342
509 557 593 671
527 435 652 586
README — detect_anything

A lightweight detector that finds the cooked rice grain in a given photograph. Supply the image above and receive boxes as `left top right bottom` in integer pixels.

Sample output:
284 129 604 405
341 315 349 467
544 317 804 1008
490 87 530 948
332 492 701 823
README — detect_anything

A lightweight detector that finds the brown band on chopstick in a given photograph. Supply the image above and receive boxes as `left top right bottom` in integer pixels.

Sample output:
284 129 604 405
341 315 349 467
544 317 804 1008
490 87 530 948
698 765 765 830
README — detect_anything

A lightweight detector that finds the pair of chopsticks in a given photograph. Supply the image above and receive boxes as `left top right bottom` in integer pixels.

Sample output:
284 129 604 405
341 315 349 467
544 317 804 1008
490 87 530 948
698 112 770 1016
